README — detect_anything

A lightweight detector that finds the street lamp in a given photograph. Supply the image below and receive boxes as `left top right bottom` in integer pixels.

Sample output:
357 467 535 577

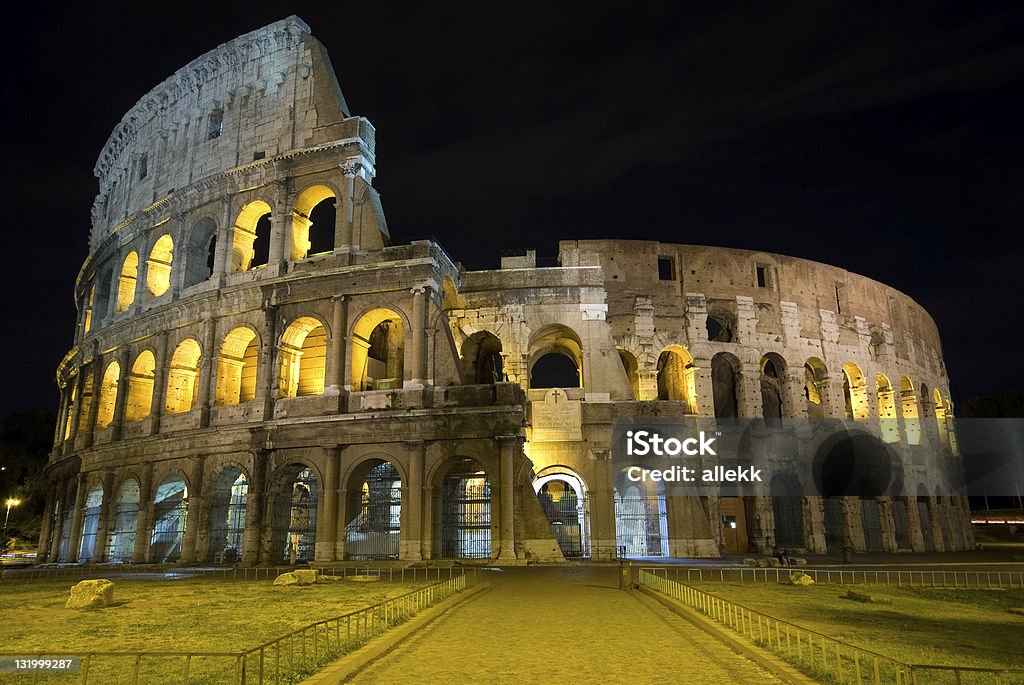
3 498 20 535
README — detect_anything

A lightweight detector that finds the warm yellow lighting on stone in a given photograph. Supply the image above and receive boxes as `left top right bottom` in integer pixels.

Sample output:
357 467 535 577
351 308 404 391
232 201 272 272
115 252 138 313
125 350 156 422
876 372 899 443
899 375 920 444
657 344 697 412
292 185 335 260
165 339 201 414
842 361 869 419
279 318 326 397
146 234 174 297
217 327 259 405
95 361 120 429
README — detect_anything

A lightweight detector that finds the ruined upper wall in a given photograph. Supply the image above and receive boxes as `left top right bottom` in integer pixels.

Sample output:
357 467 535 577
90 16 360 250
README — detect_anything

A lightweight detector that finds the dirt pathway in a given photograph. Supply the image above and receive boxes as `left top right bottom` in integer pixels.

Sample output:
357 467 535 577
348 566 783 683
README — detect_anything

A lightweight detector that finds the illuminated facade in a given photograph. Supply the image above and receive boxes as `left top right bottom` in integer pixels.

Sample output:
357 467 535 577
40 17 972 565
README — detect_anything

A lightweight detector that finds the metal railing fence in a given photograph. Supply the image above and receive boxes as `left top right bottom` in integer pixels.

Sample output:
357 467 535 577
0 570 478 685
640 566 1024 588
638 570 1024 685
1 564 459 584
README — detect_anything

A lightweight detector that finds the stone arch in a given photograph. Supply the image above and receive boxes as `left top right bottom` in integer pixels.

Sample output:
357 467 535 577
351 307 405 391
206 465 249 562
528 324 583 389
933 388 950 449
842 362 869 419
78 485 104 562
125 350 156 422
899 376 921 444
437 457 492 559
618 347 640 400
95 360 120 429
292 184 337 259
803 359 828 419
461 330 503 384
183 217 218 287
231 200 272 272
165 338 202 414
106 477 140 563
706 308 735 342
150 473 188 563
760 353 787 423
278 316 328 398
145 234 174 297
533 466 590 558
876 373 899 443
613 467 668 557
711 352 741 419
269 463 320 564
216 326 260 405
342 455 404 560
115 251 138 313
657 345 697 413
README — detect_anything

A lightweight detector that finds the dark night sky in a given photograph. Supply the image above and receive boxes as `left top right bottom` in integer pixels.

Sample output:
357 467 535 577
1 2 1022 420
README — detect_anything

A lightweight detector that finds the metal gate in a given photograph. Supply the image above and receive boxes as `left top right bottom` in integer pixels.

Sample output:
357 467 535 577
441 464 491 558
150 478 188 563
824 498 844 553
282 467 318 563
918 500 935 551
861 499 884 552
346 462 401 560
772 497 805 548
614 488 668 557
892 499 911 550
78 488 103 561
538 489 590 558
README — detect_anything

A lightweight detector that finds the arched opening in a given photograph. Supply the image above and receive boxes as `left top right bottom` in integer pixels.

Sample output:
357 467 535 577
94 265 112 324
804 358 828 419
352 309 405 391
706 310 734 342
614 469 668 557
343 460 402 560
934 389 950 449
76 368 95 436
78 486 104 562
823 497 845 553
842 362 869 419
271 465 318 564
877 373 899 443
618 348 640 400
461 331 504 384
106 479 140 563
116 252 138 313
534 470 590 558
292 185 336 259
82 284 95 334
899 376 920 444
770 474 804 548
529 325 583 389
231 201 272 272
279 317 327 397
146 234 174 297
125 351 155 422
63 379 77 441
861 498 885 552
150 475 188 563
217 327 259 405
165 339 201 414
207 467 248 562
892 491 912 550
916 483 935 551
440 458 491 559
760 354 786 424
183 219 218 287
711 352 740 419
657 346 697 413
95 360 120 429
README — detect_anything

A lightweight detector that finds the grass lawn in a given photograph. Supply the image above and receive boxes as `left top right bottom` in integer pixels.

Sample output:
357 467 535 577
695 581 1024 672
0 576 432 684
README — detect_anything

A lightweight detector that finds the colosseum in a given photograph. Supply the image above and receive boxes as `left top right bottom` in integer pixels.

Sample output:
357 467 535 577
39 16 972 566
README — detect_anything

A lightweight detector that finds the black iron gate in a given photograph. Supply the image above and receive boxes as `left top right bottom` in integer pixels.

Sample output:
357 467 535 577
346 462 401 560
614 490 668 557
441 466 491 559
538 489 590 558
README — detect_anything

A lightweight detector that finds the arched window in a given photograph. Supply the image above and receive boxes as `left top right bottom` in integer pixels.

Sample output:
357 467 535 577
657 346 697 413
292 185 337 259
461 331 503 384
877 373 899 443
842 362 869 419
150 476 188 563
146 234 174 297
216 327 259 405
529 325 583 389
78 486 104 562
107 479 140 563
760 354 786 423
183 219 218 287
803 358 828 419
207 468 248 562
165 339 201 414
95 361 120 429
279 317 327 397
344 460 402 560
934 389 950 449
534 470 590 559
352 309 405 391
116 252 138 313
231 201 272 272
618 349 640 400
125 351 156 422
899 376 921 445
711 352 740 419
706 310 734 342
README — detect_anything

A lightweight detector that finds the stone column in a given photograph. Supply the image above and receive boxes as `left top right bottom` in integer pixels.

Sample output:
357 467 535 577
592 449 617 560
242 450 268 566
843 496 867 553
49 478 70 561
926 495 946 552
402 441 424 560
66 370 85 447
878 496 898 552
802 496 827 553
133 463 155 563
197 317 218 427
267 180 291 270
81 357 103 449
65 473 88 562
93 470 117 562
36 484 56 563
179 457 205 564
325 296 348 396
901 495 926 552
740 362 763 419
151 332 169 432
110 347 131 440
334 486 349 562
406 286 428 388
315 446 340 562
783 369 807 419
256 305 278 415
691 360 715 418
496 436 518 561
212 194 233 283
337 163 358 250
257 452 279 565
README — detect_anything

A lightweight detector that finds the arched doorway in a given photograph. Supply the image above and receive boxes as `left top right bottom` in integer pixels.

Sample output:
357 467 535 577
344 460 402 560
614 469 668 557
271 466 319 564
528 325 583 389
657 345 697 413
352 308 405 391
711 352 740 419
770 474 805 549
534 471 590 558
461 331 503 384
107 479 140 563
150 475 188 563
207 468 248 562
440 458 491 559
78 486 104 562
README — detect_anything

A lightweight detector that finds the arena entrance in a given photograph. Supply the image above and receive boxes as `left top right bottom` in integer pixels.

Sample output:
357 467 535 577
344 460 402 560
440 458 491 559
614 470 668 558
534 471 591 558
150 476 188 563
271 466 318 564
719 497 748 554
207 468 248 562
107 479 140 563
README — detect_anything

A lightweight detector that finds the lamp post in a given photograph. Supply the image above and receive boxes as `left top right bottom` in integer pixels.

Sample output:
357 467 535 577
3 498 20 535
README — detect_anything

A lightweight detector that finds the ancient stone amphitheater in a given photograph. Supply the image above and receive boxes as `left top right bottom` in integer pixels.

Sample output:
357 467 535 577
40 17 972 566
